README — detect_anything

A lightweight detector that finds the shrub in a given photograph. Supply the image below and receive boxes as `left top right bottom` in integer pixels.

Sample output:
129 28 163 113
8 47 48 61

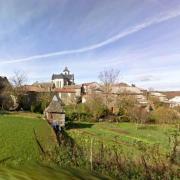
30 104 36 112
22 92 52 113
30 102 44 114
149 107 179 124
85 94 108 121
149 96 165 108
0 96 14 110
64 104 92 126
173 106 180 113
116 95 149 123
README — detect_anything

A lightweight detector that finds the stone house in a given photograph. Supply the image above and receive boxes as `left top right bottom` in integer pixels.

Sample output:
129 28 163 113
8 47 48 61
44 95 65 127
22 85 51 110
81 82 101 95
53 87 76 105
150 92 169 104
169 96 180 108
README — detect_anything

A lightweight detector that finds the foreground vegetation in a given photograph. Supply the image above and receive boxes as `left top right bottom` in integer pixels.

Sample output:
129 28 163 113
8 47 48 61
43 125 180 179
0 112 179 179
62 122 180 179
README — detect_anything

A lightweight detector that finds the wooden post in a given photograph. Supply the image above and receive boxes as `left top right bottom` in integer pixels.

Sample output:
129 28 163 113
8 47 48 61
90 138 93 171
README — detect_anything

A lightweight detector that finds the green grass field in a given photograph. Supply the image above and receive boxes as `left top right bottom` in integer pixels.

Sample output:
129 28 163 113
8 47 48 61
0 112 56 165
67 122 177 156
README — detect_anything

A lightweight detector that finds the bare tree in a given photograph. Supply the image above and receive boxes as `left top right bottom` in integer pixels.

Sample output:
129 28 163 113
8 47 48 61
98 69 120 109
99 69 120 91
10 71 28 109
11 70 27 88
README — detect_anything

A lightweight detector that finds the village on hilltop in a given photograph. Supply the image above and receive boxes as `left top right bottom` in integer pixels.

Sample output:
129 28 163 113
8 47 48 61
1 67 180 114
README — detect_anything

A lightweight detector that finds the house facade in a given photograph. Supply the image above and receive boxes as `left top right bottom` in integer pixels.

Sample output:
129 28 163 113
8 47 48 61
53 87 77 105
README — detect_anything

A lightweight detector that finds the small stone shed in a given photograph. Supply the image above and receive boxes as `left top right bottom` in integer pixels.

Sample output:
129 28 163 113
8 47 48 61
44 95 65 127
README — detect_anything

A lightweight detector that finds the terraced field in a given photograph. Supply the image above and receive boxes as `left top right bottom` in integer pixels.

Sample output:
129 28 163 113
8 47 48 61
67 122 176 155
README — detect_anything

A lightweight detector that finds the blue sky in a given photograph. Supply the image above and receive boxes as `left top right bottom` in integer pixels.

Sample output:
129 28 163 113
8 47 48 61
0 0 180 90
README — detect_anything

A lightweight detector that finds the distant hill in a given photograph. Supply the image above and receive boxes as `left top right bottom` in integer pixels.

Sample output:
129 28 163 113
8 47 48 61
159 91 180 99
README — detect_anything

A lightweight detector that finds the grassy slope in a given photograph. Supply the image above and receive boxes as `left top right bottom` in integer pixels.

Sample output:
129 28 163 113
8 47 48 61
67 122 176 155
0 113 56 165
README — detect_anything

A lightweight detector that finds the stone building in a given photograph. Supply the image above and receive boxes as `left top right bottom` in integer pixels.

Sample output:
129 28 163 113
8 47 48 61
44 95 65 127
52 67 75 88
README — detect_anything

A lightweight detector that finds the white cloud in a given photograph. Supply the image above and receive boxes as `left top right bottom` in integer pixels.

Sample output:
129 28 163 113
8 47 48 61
1 7 180 64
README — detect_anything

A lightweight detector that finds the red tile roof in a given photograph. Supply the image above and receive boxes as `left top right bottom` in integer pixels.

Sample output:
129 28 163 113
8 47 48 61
113 83 129 87
83 82 97 86
63 85 81 89
23 85 47 92
53 88 76 93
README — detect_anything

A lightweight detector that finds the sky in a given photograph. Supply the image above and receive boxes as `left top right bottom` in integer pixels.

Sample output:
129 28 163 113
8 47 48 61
0 0 180 91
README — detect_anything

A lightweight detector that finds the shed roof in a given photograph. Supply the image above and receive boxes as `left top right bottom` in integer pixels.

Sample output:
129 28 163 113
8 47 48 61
45 95 64 113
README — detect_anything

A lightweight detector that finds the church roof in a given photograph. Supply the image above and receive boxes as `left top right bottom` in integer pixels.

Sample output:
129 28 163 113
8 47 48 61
52 74 64 80
52 73 74 80
63 66 70 72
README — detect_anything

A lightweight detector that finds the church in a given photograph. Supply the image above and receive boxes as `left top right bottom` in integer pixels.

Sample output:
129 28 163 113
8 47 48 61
52 67 75 88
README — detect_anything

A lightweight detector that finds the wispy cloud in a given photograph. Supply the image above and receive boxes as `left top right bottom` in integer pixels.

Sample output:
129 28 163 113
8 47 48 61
137 75 159 82
1 7 180 65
